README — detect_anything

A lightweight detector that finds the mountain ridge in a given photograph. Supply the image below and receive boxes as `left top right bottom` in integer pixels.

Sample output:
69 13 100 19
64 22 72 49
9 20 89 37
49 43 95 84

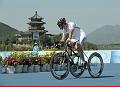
0 22 20 41
87 25 120 44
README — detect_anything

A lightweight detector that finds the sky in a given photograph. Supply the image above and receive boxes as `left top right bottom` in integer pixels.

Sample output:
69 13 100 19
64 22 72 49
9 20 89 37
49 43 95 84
0 0 120 35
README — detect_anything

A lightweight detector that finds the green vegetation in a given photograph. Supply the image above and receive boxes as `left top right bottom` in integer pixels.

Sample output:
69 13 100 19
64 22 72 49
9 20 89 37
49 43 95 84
83 42 98 50
97 44 120 50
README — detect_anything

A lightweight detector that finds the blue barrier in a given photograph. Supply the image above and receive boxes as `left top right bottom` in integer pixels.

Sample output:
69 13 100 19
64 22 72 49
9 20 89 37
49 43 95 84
110 50 120 63
0 50 120 63
0 52 11 58
84 50 111 63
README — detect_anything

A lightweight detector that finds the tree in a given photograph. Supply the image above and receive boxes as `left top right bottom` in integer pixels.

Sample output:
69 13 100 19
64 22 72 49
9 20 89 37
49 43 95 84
40 35 51 48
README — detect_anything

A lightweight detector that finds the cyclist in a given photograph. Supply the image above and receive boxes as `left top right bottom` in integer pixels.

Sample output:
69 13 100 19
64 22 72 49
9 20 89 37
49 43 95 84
57 17 87 65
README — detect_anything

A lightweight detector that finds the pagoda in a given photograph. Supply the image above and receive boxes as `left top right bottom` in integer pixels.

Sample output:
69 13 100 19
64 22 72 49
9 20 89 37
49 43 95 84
27 11 48 40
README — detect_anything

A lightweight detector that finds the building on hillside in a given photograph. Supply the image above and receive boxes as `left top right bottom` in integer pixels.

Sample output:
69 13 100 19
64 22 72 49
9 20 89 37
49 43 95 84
15 32 32 42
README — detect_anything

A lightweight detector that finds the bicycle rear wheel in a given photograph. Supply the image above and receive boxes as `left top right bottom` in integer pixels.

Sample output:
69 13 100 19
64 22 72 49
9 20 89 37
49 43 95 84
70 55 85 78
50 52 70 80
88 52 104 78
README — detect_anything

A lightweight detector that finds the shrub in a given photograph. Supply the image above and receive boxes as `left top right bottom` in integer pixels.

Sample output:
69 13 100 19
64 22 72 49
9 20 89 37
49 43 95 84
0 55 2 61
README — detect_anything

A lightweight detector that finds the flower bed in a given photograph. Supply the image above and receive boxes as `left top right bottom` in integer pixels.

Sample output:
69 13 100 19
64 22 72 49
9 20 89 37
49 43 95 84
0 51 56 73
0 56 2 73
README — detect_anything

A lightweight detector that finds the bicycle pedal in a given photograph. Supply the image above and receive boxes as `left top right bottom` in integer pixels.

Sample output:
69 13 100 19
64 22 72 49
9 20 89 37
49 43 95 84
79 61 87 69
83 61 87 69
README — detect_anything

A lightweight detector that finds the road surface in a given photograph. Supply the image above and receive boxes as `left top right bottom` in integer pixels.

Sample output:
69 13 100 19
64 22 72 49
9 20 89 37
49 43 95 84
0 64 120 86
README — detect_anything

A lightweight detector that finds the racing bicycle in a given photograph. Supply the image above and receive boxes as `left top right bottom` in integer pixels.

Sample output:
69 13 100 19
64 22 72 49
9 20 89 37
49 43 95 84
50 41 104 80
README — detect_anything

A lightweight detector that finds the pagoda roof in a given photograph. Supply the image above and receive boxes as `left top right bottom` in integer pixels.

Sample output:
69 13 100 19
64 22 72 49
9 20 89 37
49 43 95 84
29 29 48 33
27 21 44 24
22 31 32 34
29 11 42 20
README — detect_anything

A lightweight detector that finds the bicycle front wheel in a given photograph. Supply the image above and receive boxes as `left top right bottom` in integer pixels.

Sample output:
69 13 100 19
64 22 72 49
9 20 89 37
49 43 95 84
88 52 104 78
50 52 70 80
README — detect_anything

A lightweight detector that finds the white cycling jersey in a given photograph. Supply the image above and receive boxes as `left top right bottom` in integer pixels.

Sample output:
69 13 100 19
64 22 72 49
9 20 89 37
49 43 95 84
63 22 87 45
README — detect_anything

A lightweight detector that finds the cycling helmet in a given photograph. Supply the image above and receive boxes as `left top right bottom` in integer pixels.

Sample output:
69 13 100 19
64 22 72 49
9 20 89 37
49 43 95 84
57 18 66 29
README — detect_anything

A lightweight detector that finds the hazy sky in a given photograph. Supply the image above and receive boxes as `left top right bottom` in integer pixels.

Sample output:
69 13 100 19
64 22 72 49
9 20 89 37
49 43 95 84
0 0 120 34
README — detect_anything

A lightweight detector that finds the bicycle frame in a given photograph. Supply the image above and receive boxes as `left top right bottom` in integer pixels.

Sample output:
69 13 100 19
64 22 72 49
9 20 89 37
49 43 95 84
65 42 89 63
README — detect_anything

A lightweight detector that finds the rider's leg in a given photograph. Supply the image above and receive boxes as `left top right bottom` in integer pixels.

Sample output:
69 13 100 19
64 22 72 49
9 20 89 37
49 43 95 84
75 43 87 68
67 46 72 56
66 40 75 56
77 33 87 62
75 43 85 62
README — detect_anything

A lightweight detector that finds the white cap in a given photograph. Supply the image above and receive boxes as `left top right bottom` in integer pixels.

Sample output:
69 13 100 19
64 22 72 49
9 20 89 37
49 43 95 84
34 43 37 45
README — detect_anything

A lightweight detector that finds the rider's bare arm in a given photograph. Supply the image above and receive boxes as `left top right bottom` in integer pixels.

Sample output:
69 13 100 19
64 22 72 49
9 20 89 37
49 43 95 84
60 33 66 42
68 28 74 40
